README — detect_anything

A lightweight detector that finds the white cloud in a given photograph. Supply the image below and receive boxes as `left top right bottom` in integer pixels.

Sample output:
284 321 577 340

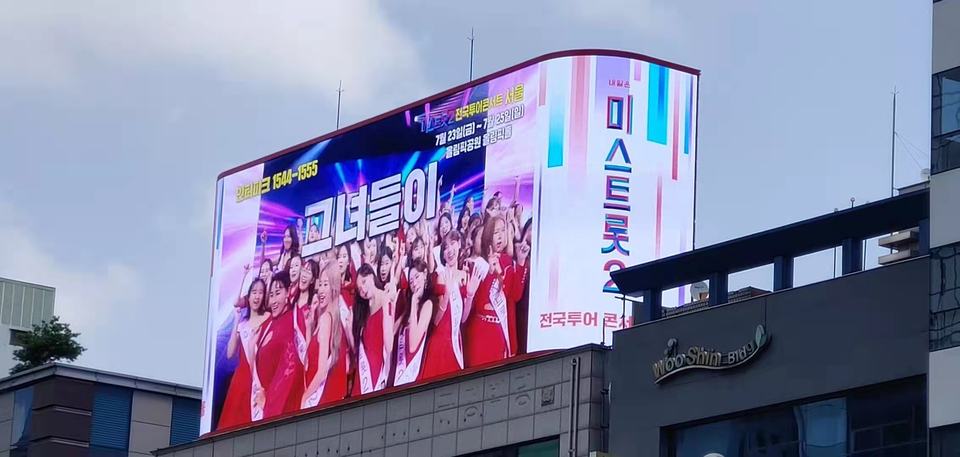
0 198 144 371
0 0 427 108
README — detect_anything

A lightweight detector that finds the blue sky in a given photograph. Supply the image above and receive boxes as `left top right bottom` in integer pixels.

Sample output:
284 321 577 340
0 0 930 385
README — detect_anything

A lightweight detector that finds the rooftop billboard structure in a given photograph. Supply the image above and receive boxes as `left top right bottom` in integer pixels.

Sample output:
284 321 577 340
202 50 699 434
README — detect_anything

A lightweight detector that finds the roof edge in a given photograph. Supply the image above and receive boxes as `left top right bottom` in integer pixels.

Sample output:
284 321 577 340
0 362 201 398
216 48 699 180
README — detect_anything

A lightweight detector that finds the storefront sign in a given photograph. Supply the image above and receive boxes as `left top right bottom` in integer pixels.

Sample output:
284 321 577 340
652 324 770 384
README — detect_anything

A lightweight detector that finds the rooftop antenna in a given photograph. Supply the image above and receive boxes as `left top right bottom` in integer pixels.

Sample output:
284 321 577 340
467 28 476 81
890 87 898 198
336 80 345 129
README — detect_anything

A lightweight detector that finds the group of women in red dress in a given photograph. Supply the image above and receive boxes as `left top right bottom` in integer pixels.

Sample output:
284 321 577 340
216 187 532 430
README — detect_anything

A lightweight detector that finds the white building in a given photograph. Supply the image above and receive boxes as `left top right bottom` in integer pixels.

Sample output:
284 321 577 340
0 278 55 375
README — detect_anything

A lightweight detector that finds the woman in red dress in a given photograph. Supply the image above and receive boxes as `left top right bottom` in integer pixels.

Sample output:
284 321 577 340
421 231 473 380
255 271 304 419
462 215 524 368
351 264 398 395
393 260 434 385
336 243 356 301
217 273 269 429
318 261 351 405
302 261 343 407
293 259 317 370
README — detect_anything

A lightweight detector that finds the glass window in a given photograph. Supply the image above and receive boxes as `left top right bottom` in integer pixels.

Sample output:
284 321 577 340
671 381 924 457
463 439 561 457
11 387 33 449
932 132 960 174
931 244 960 351
518 440 561 457
934 67 960 138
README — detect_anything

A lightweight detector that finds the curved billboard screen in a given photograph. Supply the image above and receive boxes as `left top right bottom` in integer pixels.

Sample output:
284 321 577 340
202 50 699 434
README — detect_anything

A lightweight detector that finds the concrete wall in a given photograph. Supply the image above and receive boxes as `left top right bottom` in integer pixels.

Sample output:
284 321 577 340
130 390 174 456
934 0 960 74
157 347 607 457
930 345 960 427
609 259 929 457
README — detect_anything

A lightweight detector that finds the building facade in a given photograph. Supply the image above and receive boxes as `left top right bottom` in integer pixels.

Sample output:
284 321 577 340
930 0 960 453
159 189 935 457
157 346 607 457
0 278 55 375
606 189 930 457
0 363 200 457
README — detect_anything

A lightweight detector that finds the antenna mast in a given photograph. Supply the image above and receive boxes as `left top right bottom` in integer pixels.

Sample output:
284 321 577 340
890 87 898 198
468 28 476 81
336 80 345 129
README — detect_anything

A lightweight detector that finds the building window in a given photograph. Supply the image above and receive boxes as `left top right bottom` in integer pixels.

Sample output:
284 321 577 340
463 439 561 457
933 133 960 176
670 380 925 457
8 329 28 347
169 397 201 446
10 387 34 451
931 244 960 351
933 67 960 173
89 385 132 456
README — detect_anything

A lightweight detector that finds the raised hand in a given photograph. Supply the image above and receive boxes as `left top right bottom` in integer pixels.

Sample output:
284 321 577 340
517 241 530 266
467 264 484 297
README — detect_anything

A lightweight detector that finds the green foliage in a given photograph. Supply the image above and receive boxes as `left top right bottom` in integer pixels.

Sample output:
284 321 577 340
10 316 85 375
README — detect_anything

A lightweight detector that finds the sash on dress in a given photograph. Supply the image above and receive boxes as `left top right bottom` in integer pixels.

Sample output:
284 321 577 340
488 278 510 355
357 343 374 394
243 320 265 421
394 329 426 385
448 285 465 369
293 305 309 368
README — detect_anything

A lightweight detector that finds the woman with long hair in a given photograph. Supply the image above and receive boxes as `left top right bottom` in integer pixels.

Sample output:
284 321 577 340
421 231 472 380
394 259 434 385
335 243 356 301
286 255 303 304
513 219 533 354
217 272 269 429
254 271 304 419
433 213 453 267
316 261 351 405
351 264 398 395
462 215 523 367
302 261 346 408
277 224 301 272
293 259 318 369
258 259 274 291
376 246 394 289
457 204 472 233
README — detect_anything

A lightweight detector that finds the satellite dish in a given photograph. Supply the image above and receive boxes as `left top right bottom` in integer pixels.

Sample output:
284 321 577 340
691 281 709 300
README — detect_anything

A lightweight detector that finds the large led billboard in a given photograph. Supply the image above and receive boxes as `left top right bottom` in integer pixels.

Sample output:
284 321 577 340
202 50 698 434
